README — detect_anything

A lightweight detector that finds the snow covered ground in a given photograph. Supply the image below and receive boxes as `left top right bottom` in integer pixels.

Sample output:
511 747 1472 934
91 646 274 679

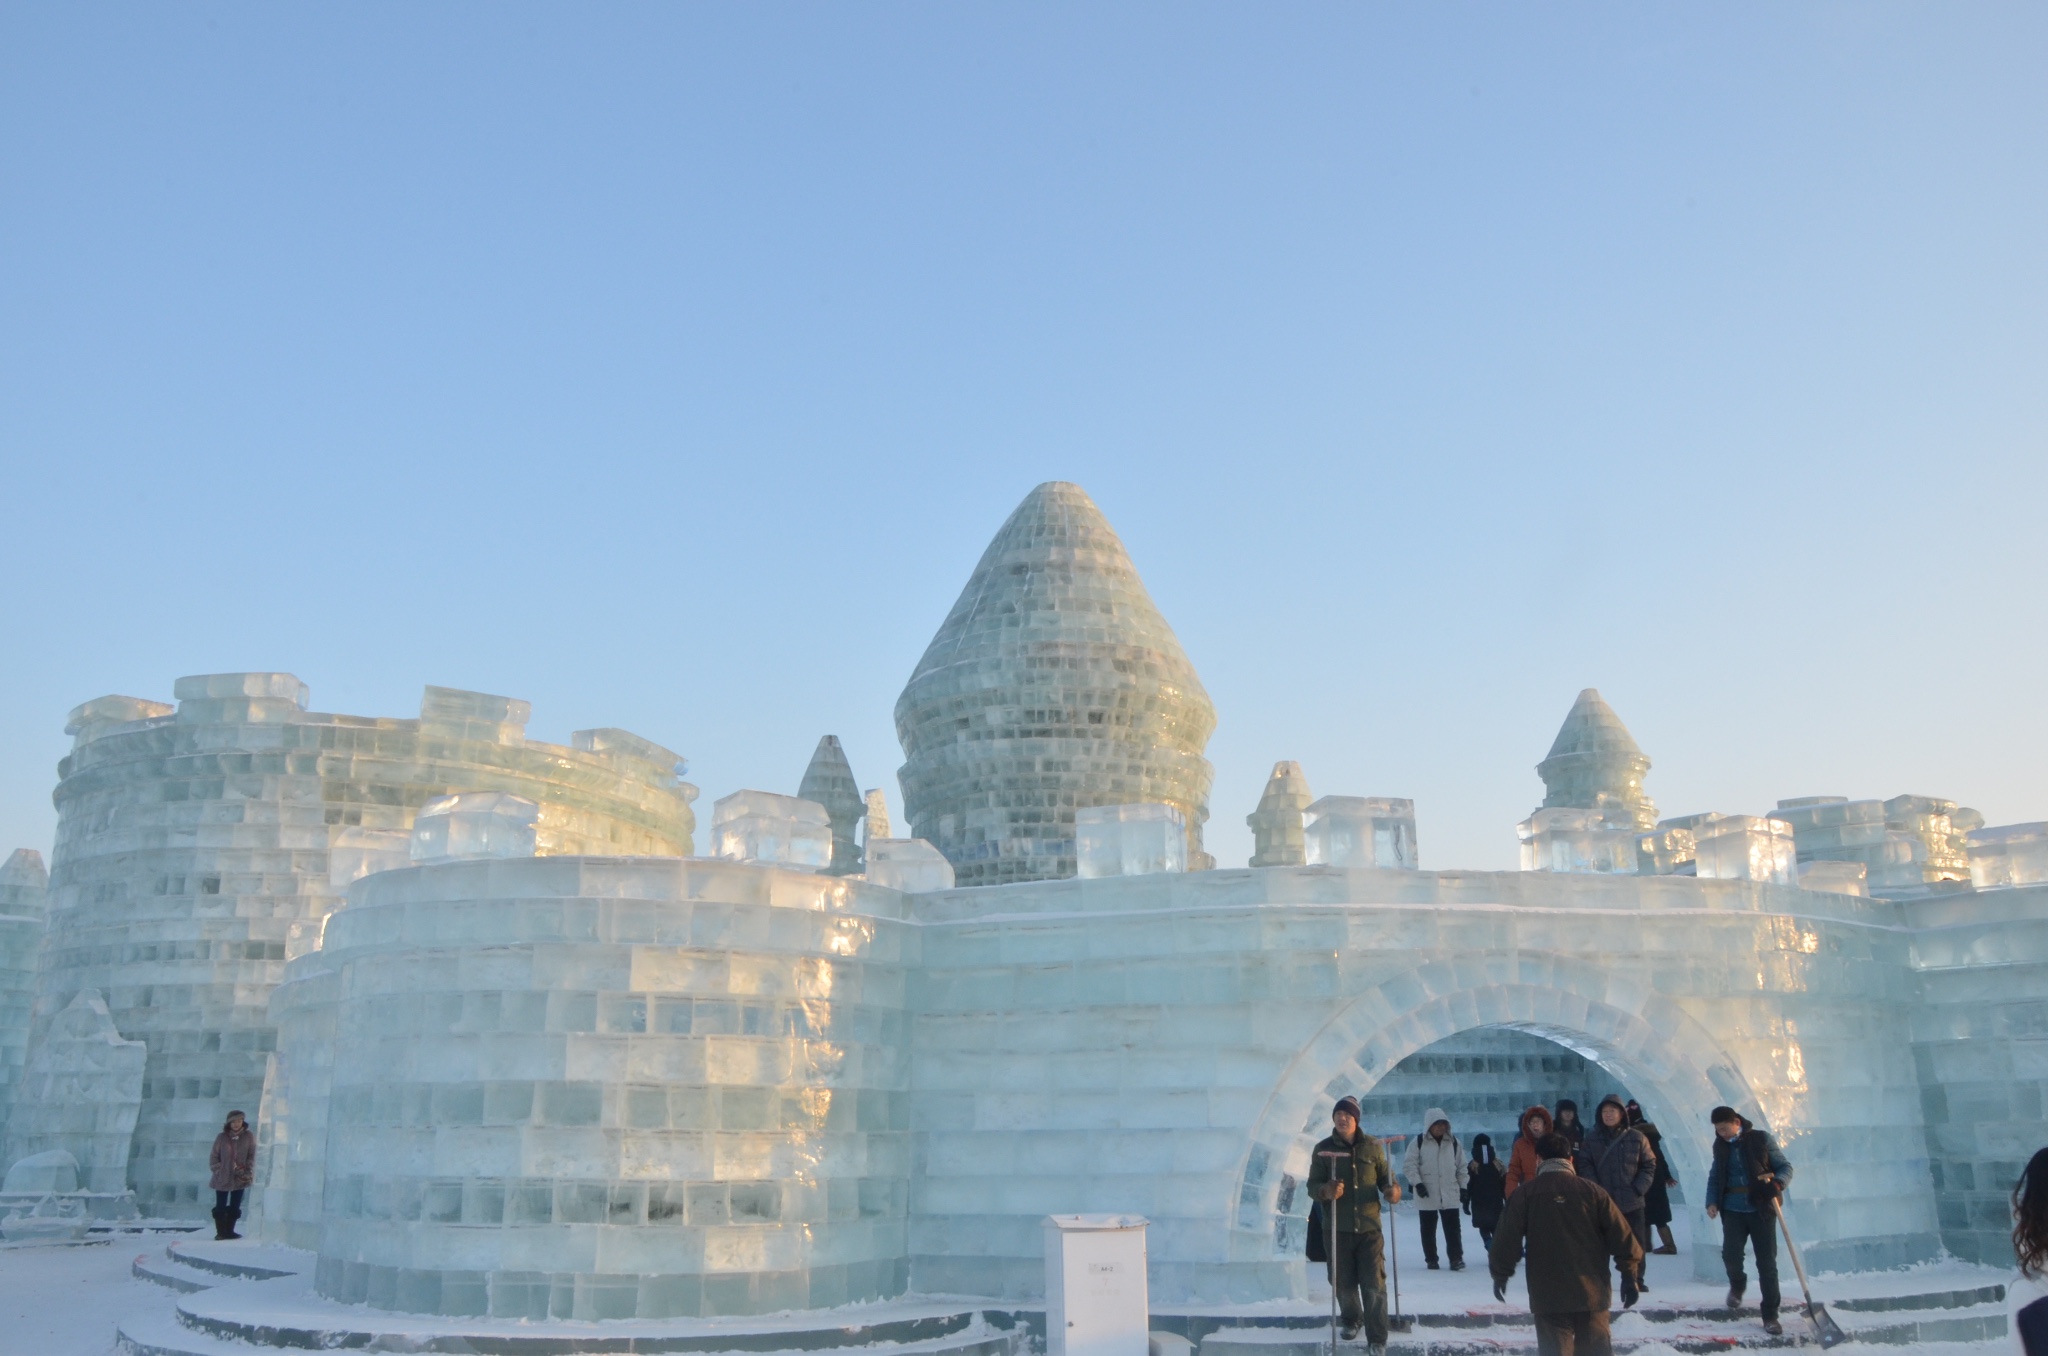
0 1217 2019 1356
0 1235 192 1355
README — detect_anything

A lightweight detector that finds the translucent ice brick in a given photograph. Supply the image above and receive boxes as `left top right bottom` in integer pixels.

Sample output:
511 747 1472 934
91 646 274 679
1075 804 1188 878
865 838 956 892
1303 796 1418 869
712 790 833 870
1517 808 1638 874
1638 812 1727 875
1692 815 1798 885
409 792 540 863
1797 860 1869 896
327 827 414 891
1967 823 2048 889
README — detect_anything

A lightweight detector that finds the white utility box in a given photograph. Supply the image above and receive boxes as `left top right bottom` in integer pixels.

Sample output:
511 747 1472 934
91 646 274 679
1044 1214 1150 1356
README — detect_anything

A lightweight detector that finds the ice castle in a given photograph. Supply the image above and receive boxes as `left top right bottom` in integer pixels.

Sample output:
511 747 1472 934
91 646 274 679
3 481 2045 1332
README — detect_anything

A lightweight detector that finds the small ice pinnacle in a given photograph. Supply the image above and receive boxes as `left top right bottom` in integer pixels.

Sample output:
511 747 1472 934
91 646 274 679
1247 761 1312 867
862 789 891 845
797 736 867 876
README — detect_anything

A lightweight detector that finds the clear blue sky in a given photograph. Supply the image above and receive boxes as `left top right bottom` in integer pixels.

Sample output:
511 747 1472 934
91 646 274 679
2 4 2042 871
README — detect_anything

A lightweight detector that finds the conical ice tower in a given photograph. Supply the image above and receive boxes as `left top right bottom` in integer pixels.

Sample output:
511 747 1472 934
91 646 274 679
895 482 1217 886
1535 688 1657 831
798 735 867 876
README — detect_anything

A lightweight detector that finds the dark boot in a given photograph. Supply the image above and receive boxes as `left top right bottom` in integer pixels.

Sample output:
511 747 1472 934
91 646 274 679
211 1207 231 1240
223 1206 243 1240
1654 1224 1678 1254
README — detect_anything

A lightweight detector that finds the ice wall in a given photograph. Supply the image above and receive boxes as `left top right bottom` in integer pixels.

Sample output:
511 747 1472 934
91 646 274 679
907 865 1935 1300
14 674 697 1217
6 989 144 1192
310 857 912 1319
0 849 48 1138
1905 881 2048 1263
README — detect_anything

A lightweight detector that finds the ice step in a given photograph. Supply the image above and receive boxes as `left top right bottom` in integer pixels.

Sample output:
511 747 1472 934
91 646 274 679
163 1237 305 1280
123 1307 1019 1356
131 1250 215 1293
156 1279 1020 1356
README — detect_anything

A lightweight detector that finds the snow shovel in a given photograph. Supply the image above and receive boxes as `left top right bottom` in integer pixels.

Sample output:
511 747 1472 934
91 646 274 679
1772 1197 1846 1348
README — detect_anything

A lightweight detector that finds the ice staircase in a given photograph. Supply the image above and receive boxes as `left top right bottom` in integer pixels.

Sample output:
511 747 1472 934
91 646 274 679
117 1244 1021 1356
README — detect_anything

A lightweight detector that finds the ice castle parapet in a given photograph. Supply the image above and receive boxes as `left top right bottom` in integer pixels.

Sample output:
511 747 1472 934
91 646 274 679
1075 804 1187 878
1303 796 1417 869
9 675 699 1218
309 857 912 1320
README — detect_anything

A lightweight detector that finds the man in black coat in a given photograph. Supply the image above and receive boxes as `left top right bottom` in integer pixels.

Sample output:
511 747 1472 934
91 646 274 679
1489 1133 1643 1356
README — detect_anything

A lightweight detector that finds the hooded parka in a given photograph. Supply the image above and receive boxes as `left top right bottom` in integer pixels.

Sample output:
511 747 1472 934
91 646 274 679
1577 1094 1657 1214
1401 1107 1469 1205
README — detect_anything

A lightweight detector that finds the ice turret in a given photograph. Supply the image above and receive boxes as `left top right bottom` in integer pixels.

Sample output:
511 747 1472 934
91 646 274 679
1247 761 1313 866
798 736 867 875
1535 688 1657 832
895 482 1217 886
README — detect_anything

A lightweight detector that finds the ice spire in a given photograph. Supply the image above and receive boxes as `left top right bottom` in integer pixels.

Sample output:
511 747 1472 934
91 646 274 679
1247 761 1313 867
798 736 867 876
862 789 891 845
1535 688 1657 831
895 482 1217 886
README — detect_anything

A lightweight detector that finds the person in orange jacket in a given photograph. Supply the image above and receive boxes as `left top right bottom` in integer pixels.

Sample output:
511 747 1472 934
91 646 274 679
1504 1105 1555 1197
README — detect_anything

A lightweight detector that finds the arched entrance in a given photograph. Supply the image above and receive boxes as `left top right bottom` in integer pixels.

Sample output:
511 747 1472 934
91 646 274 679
1232 981 1770 1284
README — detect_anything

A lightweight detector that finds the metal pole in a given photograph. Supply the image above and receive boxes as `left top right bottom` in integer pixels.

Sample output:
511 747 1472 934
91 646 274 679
1327 1189 1340 1353
1315 1149 1351 1352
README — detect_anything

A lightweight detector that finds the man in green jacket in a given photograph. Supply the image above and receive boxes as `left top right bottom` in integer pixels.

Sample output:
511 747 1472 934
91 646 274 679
1306 1096 1403 1353
1489 1133 1643 1356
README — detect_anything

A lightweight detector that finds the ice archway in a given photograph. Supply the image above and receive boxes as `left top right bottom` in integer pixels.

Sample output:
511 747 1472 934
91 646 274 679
1232 979 1768 1282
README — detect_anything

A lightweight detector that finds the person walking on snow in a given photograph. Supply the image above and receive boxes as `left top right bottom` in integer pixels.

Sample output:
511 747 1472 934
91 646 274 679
1489 1133 1643 1356
209 1109 256 1240
1466 1133 1508 1253
1704 1105 1794 1337
1307 1096 1403 1354
1504 1105 1554 1197
1627 1099 1680 1256
1403 1107 1470 1270
1577 1095 1657 1291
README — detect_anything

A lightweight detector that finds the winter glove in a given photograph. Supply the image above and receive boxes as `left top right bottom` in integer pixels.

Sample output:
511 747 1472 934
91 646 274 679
1459 1188 1470 1209
1491 1276 1507 1303
1415 1183 1428 1199
1621 1276 1639 1309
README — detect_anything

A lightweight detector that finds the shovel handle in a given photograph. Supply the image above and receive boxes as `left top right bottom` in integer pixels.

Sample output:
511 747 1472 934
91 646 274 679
1771 1197 1817 1306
